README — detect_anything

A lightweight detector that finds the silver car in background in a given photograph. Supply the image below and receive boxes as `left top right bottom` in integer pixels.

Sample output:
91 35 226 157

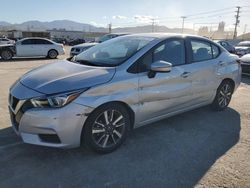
70 42 98 57
9 33 241 153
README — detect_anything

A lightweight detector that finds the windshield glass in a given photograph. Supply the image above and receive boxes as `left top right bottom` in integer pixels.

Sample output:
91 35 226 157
75 36 155 67
98 34 114 43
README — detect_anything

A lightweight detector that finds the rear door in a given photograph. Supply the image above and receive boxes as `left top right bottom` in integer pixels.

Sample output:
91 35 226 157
34 39 53 56
185 38 221 104
137 38 195 123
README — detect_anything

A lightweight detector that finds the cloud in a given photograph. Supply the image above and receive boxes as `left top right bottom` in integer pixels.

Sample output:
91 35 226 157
90 21 105 27
134 15 159 23
112 15 127 20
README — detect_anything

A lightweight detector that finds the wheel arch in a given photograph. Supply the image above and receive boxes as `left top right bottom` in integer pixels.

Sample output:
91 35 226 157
220 78 235 91
48 49 58 56
80 101 135 145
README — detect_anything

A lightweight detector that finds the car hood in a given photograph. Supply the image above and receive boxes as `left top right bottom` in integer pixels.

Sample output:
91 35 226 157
235 46 249 50
0 43 14 47
20 60 115 95
241 54 250 63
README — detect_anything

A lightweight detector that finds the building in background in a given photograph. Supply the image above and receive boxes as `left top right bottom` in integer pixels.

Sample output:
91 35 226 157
3 30 50 40
48 29 106 42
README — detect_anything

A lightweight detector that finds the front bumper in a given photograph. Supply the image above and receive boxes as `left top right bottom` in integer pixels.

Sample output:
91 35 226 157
9 94 93 148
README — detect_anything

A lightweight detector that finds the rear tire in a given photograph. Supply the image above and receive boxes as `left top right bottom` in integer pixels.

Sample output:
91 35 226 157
211 80 234 111
47 49 58 59
82 103 130 154
1 50 13 60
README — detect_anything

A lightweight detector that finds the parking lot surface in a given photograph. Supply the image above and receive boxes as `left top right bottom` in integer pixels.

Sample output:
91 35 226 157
0 47 250 187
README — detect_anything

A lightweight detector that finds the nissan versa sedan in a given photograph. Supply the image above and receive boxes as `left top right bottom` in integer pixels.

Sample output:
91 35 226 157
8 33 241 153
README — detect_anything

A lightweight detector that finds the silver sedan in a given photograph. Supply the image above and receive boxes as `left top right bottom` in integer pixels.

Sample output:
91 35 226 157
9 33 241 153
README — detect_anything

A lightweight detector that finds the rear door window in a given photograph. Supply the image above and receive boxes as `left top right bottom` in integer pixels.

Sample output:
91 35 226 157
191 40 213 62
35 39 52 45
21 39 33 45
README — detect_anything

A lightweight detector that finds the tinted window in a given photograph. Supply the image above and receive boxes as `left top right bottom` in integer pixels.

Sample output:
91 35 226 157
35 39 52 44
138 39 185 72
153 39 185 66
21 39 33 45
191 40 213 62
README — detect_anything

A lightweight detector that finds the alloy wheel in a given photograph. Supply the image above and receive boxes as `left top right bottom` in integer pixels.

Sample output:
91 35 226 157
91 109 125 149
1 50 12 60
218 83 232 108
49 50 57 58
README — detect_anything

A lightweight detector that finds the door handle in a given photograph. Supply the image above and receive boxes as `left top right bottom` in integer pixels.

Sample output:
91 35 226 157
181 72 191 78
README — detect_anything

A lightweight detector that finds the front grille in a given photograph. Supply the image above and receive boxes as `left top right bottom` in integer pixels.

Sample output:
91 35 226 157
21 100 33 112
9 108 20 131
9 94 19 111
9 94 31 131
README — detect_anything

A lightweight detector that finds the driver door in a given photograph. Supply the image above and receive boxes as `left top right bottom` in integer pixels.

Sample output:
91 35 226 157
16 39 37 57
137 38 194 124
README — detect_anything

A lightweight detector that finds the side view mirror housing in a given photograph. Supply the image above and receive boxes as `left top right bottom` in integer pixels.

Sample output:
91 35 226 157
148 60 172 78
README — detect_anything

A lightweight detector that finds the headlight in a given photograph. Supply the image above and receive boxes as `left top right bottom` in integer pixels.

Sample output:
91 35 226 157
30 90 86 108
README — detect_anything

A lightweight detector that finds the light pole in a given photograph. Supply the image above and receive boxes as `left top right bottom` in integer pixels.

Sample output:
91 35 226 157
181 16 186 33
233 6 241 39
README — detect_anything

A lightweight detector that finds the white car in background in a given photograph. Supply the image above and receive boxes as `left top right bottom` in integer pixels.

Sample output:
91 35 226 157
0 37 65 60
0 38 15 45
70 43 98 57
235 41 250 56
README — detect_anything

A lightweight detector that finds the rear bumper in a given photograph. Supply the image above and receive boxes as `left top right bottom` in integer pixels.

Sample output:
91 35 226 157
58 48 65 55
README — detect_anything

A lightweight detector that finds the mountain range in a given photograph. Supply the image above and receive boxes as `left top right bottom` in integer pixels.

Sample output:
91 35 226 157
0 20 194 34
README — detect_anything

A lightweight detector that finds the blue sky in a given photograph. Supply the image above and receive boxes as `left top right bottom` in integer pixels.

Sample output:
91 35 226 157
1 0 250 33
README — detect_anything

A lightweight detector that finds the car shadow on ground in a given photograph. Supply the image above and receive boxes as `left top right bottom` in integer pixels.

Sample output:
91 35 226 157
0 56 65 62
0 106 240 188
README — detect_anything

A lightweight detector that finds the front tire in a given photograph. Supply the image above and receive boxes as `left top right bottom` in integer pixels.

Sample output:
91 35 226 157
211 80 234 111
1 50 13 60
83 103 130 154
47 49 58 59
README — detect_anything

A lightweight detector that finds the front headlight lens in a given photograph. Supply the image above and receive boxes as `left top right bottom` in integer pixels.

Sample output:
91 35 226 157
31 90 84 108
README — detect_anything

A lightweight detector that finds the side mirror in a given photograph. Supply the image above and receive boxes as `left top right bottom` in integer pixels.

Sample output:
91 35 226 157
148 60 172 78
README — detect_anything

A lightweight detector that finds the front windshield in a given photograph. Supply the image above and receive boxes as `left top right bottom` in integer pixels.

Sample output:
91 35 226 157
75 36 155 67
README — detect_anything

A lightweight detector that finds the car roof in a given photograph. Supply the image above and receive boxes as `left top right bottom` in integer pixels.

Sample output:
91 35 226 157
123 33 212 41
238 41 250 44
19 37 51 41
